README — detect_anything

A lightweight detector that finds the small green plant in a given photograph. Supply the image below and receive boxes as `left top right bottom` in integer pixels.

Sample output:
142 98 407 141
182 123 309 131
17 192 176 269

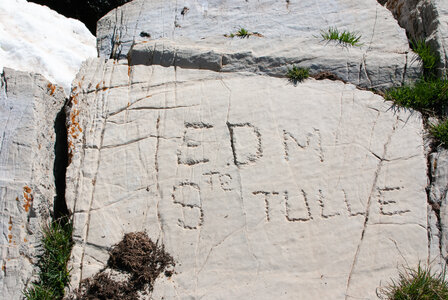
431 120 448 147
411 39 440 80
385 78 448 114
286 65 310 84
224 27 263 39
320 27 362 47
24 220 73 300
236 27 250 38
378 264 448 299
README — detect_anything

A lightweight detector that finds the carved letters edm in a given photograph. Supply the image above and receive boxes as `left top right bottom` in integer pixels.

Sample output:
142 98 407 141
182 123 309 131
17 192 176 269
172 121 410 229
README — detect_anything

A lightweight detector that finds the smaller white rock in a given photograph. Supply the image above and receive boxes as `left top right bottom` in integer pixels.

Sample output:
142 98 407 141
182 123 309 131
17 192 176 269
0 0 97 95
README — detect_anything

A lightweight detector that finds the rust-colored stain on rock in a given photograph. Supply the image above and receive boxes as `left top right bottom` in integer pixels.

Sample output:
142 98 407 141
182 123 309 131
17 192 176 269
23 186 33 213
47 83 56 96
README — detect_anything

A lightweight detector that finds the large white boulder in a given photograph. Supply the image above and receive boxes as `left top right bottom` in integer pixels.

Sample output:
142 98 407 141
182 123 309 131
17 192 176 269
0 68 66 299
97 0 422 90
66 58 428 299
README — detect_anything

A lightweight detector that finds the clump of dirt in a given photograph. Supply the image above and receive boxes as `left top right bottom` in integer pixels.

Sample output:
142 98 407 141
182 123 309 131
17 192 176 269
108 232 175 287
76 272 132 300
312 71 342 81
73 232 175 299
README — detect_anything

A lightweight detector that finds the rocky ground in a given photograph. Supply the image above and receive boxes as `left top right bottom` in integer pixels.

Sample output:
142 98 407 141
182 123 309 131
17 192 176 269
0 0 447 299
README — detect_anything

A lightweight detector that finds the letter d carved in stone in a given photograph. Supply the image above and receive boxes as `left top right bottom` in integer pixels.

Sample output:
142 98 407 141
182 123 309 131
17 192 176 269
227 122 262 166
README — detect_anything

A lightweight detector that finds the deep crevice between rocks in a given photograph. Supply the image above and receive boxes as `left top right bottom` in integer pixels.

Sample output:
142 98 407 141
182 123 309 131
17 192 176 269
424 136 444 261
53 102 70 222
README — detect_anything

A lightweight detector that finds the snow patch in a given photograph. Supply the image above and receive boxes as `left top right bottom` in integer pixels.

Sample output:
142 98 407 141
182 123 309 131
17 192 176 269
0 0 96 95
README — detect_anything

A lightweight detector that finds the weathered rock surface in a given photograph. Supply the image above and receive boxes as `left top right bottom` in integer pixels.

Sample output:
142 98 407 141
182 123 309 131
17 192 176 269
66 57 428 299
0 0 96 94
380 0 448 76
0 68 66 299
97 0 421 90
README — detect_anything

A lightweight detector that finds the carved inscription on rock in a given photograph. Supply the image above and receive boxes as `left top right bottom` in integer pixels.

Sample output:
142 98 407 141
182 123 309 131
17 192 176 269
171 120 412 230
177 122 213 166
227 122 263 166
172 182 204 229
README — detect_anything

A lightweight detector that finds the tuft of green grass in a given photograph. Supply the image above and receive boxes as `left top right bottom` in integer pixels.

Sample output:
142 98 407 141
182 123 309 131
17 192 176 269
320 27 362 47
411 39 439 80
378 264 448 299
24 220 73 300
224 27 263 39
286 65 310 84
236 27 250 38
431 119 448 147
23 284 55 300
385 78 448 115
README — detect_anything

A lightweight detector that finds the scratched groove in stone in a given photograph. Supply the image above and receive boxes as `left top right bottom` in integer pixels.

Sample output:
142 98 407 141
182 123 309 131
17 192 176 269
66 59 428 299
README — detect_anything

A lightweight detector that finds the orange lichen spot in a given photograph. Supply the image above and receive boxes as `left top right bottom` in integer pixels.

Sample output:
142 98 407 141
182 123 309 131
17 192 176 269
128 66 131 77
78 82 82 89
8 225 12 231
23 186 33 213
47 83 56 96
102 87 108 91
95 83 100 90
24 192 32 202
23 201 32 212
8 216 12 225
15 197 19 202
8 234 12 243
24 238 27 243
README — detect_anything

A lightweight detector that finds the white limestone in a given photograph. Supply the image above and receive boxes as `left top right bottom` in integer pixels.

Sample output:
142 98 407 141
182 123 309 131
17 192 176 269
66 58 428 299
97 0 421 89
381 0 448 76
0 68 66 299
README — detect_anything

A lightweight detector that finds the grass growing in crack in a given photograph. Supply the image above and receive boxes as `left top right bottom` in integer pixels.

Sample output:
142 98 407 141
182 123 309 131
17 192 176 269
411 39 439 80
385 39 448 145
286 65 310 84
320 27 362 47
385 78 448 115
378 264 448 299
224 27 263 39
235 27 250 38
24 220 73 300
431 120 448 147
